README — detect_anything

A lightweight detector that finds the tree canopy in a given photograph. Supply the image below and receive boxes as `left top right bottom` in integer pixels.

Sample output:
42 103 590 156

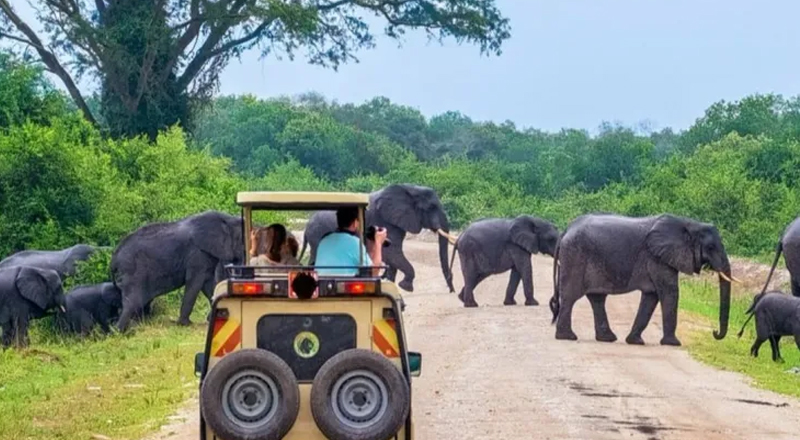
0 0 510 139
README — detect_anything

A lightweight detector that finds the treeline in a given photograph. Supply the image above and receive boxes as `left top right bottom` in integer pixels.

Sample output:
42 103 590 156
2 52 799 260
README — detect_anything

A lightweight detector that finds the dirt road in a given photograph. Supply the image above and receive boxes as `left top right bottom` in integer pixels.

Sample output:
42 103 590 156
147 239 800 440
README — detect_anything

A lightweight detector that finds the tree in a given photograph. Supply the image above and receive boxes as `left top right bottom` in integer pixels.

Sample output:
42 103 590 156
0 0 510 139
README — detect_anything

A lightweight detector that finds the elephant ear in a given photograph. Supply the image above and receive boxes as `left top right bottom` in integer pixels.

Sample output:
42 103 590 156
510 217 539 254
15 268 51 310
646 215 696 274
371 185 426 233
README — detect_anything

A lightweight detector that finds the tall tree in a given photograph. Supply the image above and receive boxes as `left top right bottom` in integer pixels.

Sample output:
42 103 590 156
0 0 510 139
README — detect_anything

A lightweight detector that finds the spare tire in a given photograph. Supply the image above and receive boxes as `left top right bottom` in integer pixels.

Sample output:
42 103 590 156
310 349 410 440
200 349 300 440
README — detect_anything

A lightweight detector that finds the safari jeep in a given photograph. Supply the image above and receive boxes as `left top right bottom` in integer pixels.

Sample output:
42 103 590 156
194 191 420 440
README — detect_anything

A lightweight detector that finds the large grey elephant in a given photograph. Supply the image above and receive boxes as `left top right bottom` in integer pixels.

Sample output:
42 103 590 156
550 213 737 346
299 184 456 292
111 211 244 332
759 216 800 297
448 216 559 308
0 244 106 281
0 266 66 348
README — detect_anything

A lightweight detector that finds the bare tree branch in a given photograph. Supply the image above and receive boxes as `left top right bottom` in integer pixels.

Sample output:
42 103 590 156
0 0 98 127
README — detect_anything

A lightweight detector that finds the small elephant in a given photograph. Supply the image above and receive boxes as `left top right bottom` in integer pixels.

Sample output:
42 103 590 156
759 217 800 297
300 184 456 292
550 213 736 346
0 244 106 282
448 215 560 308
56 282 122 336
737 291 800 362
111 210 245 332
0 266 66 348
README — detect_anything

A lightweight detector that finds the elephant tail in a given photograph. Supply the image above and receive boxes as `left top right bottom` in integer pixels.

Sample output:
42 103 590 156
737 291 766 338
448 238 459 292
549 240 561 325
758 239 783 297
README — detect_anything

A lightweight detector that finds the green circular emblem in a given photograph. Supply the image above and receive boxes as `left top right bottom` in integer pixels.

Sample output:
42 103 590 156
293 331 320 359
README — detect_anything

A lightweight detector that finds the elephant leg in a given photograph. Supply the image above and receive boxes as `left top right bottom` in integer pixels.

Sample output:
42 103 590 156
514 255 537 306
116 289 147 333
12 316 30 348
587 294 616 342
1 321 12 348
178 278 205 326
794 333 800 353
461 272 489 308
626 291 659 345
769 335 783 362
657 285 681 346
555 278 582 341
384 235 415 292
384 266 398 282
792 277 800 298
751 337 766 357
503 269 521 306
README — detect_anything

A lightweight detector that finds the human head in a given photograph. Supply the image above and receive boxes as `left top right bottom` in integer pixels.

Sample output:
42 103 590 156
266 224 287 261
336 206 360 231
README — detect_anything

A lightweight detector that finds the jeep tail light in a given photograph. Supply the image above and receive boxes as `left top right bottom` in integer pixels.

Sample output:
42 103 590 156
336 280 377 295
231 282 271 295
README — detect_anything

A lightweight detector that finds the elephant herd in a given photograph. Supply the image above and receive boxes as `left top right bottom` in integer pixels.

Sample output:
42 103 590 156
1 183 799 364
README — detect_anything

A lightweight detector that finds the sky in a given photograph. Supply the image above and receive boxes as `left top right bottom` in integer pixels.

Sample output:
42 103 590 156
9 0 800 133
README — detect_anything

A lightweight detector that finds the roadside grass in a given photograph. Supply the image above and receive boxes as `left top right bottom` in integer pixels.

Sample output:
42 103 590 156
679 277 800 399
0 293 208 440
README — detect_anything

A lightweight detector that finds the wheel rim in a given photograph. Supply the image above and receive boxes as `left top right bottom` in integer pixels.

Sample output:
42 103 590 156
221 370 279 429
330 369 388 429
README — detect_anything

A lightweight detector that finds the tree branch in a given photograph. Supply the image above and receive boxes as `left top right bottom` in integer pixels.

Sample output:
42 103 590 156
0 0 98 128
0 31 34 46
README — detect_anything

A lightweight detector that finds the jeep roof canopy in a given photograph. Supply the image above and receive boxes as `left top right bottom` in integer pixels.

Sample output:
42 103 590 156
236 191 369 209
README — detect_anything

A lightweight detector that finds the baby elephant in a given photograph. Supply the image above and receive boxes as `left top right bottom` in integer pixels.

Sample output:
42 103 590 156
57 282 122 336
737 290 800 362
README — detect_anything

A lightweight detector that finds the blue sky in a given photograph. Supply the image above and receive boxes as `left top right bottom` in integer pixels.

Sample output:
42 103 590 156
11 0 800 133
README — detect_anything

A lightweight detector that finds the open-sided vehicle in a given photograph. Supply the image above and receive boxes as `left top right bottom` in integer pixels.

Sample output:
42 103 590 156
194 191 420 440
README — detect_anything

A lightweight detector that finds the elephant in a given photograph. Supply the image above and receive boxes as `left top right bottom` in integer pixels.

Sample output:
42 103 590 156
0 266 66 348
736 290 800 362
111 210 244 332
759 216 800 298
448 216 560 308
549 213 737 346
0 244 107 282
299 184 456 292
56 282 122 336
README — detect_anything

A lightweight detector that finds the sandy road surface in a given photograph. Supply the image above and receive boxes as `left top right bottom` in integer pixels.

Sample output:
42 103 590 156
147 239 800 440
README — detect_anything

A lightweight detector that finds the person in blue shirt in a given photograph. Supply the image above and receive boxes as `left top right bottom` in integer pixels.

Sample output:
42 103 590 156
315 206 386 276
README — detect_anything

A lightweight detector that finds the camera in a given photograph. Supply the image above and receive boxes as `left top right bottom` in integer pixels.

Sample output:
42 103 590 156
365 225 391 247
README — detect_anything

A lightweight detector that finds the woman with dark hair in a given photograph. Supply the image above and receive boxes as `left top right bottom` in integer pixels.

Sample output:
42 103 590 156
249 223 301 266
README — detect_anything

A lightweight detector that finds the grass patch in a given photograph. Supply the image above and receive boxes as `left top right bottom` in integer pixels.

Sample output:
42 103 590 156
0 293 208 440
679 278 800 399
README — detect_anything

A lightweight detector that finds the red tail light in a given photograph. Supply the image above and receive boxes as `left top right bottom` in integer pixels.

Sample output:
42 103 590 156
336 281 377 295
230 282 270 295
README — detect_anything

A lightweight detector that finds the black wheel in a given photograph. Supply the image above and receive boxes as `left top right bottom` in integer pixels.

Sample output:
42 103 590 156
310 349 410 440
200 349 300 440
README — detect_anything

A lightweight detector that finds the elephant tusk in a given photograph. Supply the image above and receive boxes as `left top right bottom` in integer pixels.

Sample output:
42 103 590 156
716 271 741 284
436 229 458 245
59 306 66 313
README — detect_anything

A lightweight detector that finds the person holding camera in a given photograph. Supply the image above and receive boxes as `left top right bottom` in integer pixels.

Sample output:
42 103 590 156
315 206 386 276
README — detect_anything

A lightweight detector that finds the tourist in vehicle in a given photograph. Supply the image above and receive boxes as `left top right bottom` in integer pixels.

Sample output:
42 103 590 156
249 223 300 266
315 206 386 276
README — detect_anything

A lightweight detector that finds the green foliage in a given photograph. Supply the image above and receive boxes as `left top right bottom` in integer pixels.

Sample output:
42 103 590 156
62 248 113 293
0 53 70 129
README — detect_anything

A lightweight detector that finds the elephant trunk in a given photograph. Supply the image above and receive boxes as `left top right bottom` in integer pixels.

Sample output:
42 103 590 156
438 232 455 293
714 258 732 340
